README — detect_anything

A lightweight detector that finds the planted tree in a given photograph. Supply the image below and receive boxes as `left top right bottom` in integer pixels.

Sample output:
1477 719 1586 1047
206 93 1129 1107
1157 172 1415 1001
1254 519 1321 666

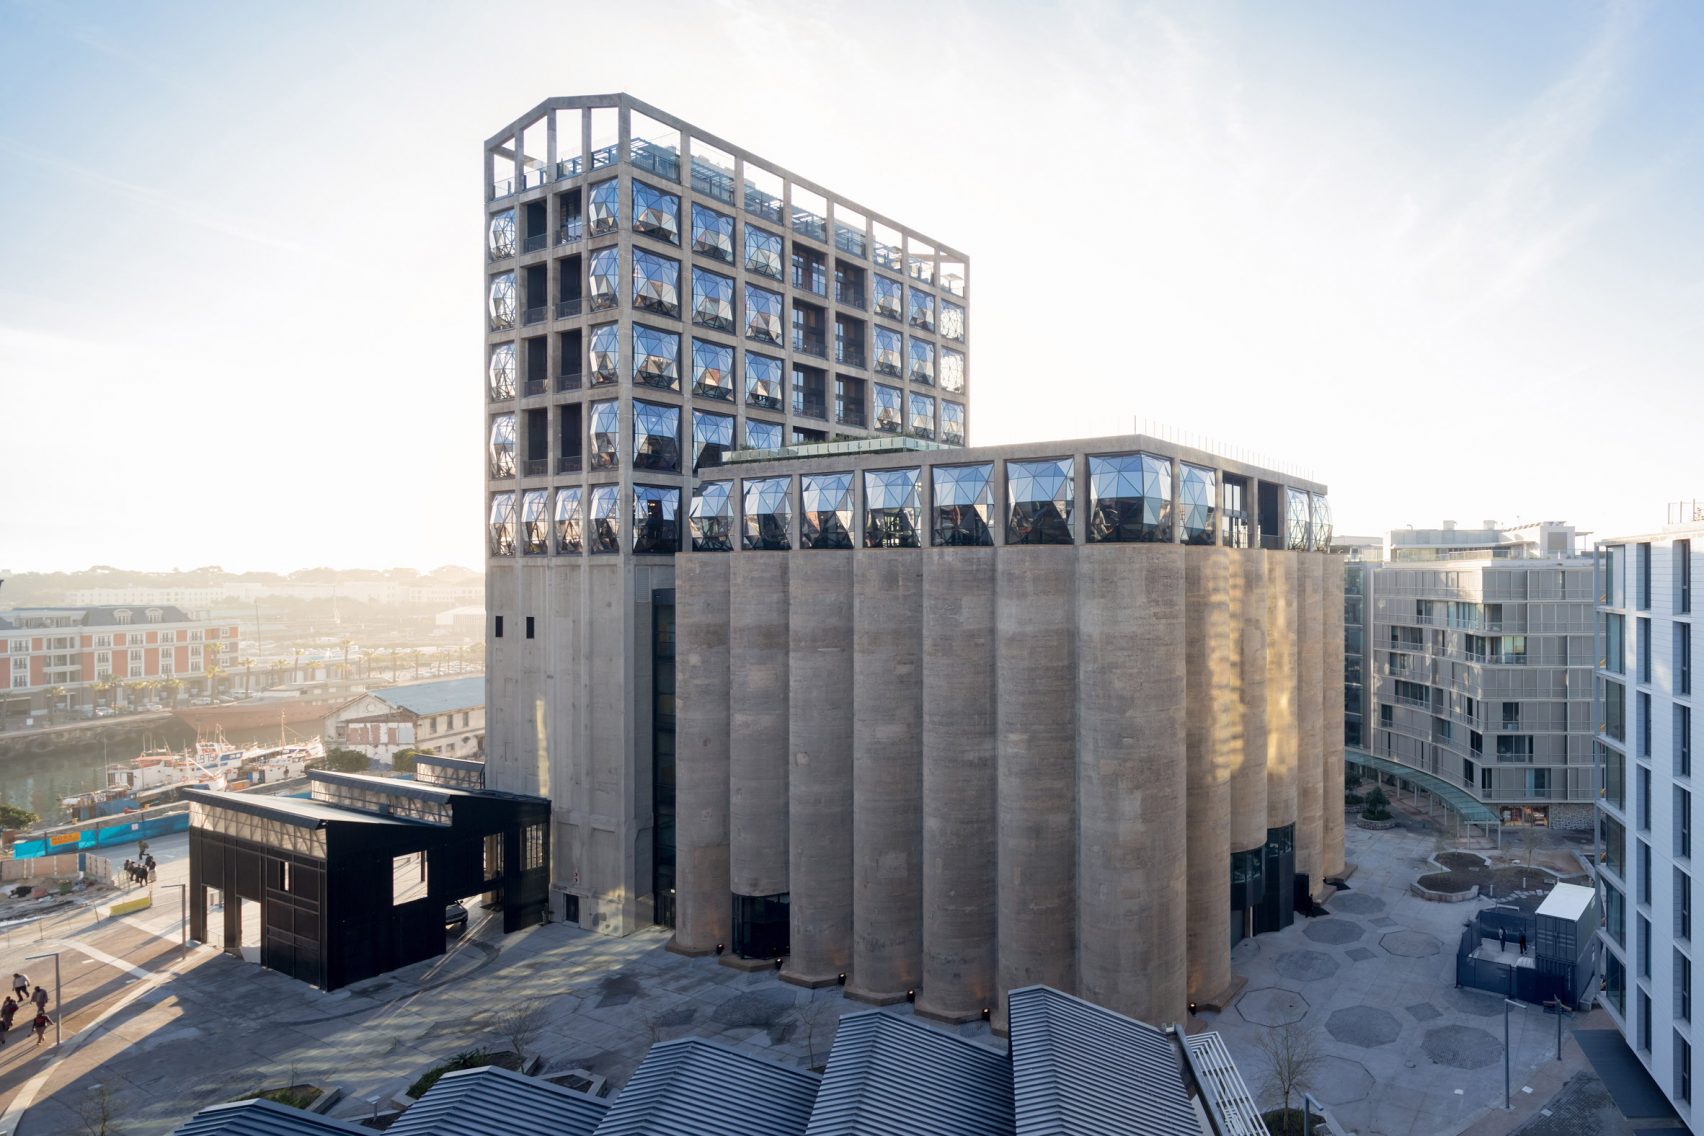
494 1004 547 1071
1361 786 1392 821
0 802 39 830
1256 1023 1324 1135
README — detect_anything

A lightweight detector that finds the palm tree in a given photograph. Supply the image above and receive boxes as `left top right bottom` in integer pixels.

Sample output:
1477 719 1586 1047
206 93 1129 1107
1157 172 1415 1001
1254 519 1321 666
162 677 185 707
91 678 113 709
340 639 354 682
405 649 422 680
205 663 225 700
47 686 69 725
291 648 304 686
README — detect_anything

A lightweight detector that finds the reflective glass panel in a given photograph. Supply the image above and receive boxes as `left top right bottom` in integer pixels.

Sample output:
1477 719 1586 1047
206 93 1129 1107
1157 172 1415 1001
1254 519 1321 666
1287 487 1312 550
692 339 734 401
588 323 619 385
520 489 549 554
743 476 792 550
907 286 935 332
632 485 679 554
941 400 966 446
745 285 783 344
1007 458 1074 545
588 400 620 469
555 487 584 553
692 409 734 470
941 300 965 342
874 276 903 321
488 272 516 329
745 226 783 279
588 248 620 312
932 463 994 546
488 414 516 477
1179 462 1215 545
874 384 903 433
864 467 922 548
940 348 965 393
1311 492 1333 550
588 485 621 553
873 328 903 377
588 179 619 236
488 342 516 400
633 249 680 317
745 352 783 409
800 472 854 549
692 204 734 263
692 268 735 332
632 325 680 390
908 339 935 386
633 400 680 471
487 209 516 259
690 481 735 551
909 392 936 440
488 492 516 556
1088 453 1172 543
631 181 680 245
745 418 782 450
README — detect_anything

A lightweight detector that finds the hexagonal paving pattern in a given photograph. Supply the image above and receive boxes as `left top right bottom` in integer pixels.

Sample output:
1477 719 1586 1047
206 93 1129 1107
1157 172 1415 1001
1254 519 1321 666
1444 988 1506 1018
1371 915 1397 926
1423 1023 1504 1068
1325 1005 1402 1048
1236 986 1310 1027
1330 891 1386 915
1379 929 1442 957
1346 947 1376 962
1274 948 1341 982
1304 918 1365 945
1309 1055 1376 1105
1406 1001 1441 1022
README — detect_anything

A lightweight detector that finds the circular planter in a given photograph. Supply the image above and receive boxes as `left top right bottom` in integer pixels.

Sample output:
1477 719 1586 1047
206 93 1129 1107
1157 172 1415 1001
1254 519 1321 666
1344 803 1364 815
1410 882 1479 903
1356 816 1397 831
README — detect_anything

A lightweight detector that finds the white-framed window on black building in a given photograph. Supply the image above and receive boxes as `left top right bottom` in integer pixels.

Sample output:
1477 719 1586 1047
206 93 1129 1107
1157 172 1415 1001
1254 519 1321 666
1679 1033 1693 1104
1680 868 1693 941
1680 622 1694 697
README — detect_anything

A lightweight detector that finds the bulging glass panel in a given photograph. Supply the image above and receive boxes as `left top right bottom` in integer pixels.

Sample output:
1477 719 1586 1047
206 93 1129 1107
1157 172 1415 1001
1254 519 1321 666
1311 492 1332 550
692 204 734 262
588 179 619 236
589 401 620 469
745 352 783 409
940 300 965 341
520 489 550 554
692 409 734 470
633 250 680 317
940 348 965 393
588 248 620 312
692 339 734 400
633 325 680 390
908 339 935 386
743 476 792 550
800 472 854 549
488 414 516 478
908 392 936 440
864 467 922 548
932 463 993 546
1287 486 1312 550
745 418 782 450
873 384 902 433
588 485 622 553
1007 458 1074 545
1180 462 1216 545
690 481 736 551
1087 452 1172 543
487 209 516 259
692 268 734 332
488 272 516 330
873 328 903 377
488 342 517 401
588 324 619 385
632 181 681 244
745 285 783 344
488 492 516 556
907 286 935 332
632 400 680 471
874 276 903 321
555 487 584 553
632 485 679 554
941 401 966 446
745 226 783 279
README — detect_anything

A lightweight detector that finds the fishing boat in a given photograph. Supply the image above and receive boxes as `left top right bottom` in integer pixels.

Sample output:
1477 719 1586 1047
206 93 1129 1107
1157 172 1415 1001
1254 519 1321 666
58 726 325 822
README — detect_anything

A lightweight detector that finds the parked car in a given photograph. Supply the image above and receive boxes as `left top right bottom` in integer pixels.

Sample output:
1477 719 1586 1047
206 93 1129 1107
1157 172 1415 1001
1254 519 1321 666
93 707 114 718
188 697 213 706
445 902 469 932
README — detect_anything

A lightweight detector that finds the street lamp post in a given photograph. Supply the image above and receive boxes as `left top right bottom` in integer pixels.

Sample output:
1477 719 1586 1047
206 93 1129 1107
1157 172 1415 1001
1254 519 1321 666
24 951 60 1047
160 882 187 951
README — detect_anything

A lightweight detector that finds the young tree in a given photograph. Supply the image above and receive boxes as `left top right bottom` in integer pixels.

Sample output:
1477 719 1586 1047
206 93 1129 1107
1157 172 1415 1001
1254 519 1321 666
1256 1023 1324 1135
0 803 40 830
311 748 370 774
494 1004 546 1071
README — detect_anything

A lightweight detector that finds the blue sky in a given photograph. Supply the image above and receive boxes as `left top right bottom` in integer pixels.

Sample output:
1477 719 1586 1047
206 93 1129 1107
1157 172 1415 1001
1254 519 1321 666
2 0 1701 570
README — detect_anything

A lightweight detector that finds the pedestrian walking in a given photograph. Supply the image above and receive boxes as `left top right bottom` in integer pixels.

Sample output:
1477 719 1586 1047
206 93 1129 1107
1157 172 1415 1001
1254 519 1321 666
1518 931 1528 956
31 1011 50 1046
145 854 157 883
1498 927 1506 951
1 996 16 1032
31 986 47 1013
11 973 28 1001
122 859 135 887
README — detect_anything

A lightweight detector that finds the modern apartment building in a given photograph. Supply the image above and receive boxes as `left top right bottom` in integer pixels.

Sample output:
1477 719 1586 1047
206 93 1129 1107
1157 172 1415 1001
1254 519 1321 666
671 434 1341 1030
1595 510 1704 1122
1359 522 1596 829
483 95 970 934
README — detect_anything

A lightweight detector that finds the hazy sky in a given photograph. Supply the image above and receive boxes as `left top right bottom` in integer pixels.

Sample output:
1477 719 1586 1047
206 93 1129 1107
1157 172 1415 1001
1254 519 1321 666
3 0 1701 572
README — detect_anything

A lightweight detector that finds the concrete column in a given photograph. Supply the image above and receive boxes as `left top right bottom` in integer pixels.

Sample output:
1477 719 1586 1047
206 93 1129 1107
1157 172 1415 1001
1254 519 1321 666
784 553 854 986
671 555 731 954
1296 554 1325 896
1322 555 1348 879
1077 544 1187 1026
1265 551 1299 831
729 555 790 900
1231 554 1269 856
994 547 1077 1030
849 554 923 1002
1185 547 1236 1007
917 549 998 1023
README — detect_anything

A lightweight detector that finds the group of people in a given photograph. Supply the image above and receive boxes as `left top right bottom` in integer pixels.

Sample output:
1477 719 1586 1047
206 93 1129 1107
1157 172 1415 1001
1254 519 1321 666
4 973 52 1046
121 854 156 887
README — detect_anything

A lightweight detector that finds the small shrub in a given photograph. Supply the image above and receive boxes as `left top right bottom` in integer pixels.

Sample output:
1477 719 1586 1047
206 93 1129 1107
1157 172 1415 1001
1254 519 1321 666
232 1085 322 1110
1344 792 1364 807
407 1048 497 1099
1361 786 1392 821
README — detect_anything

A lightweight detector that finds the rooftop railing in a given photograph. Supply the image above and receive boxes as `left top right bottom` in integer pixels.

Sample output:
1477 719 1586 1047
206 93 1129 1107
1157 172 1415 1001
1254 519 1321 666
792 208 826 243
691 159 736 203
629 140 680 182
834 224 866 258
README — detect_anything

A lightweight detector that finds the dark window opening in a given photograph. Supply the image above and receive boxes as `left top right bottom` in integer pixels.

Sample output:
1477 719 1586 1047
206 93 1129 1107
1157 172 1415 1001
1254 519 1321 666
525 616 535 640
494 615 504 638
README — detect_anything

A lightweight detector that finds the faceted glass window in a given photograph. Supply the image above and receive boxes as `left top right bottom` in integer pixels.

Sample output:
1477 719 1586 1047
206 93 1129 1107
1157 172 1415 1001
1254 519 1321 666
873 383 903 433
633 250 680 317
520 489 550 555
488 342 517 400
691 204 734 263
745 226 783 280
588 179 619 236
941 400 966 446
588 485 621 553
1310 492 1333 550
907 286 935 332
940 348 965 393
874 276 903 321
745 352 783 409
632 400 680 472
874 328 903 377
588 248 620 312
632 324 680 391
745 285 783 345
800 472 855 549
632 485 679 554
488 272 516 330
488 414 516 477
1007 458 1074 545
909 392 936 440
1088 453 1172 543
1286 487 1312 550
690 481 735 551
1179 462 1215 545
743 476 792 550
932 463 994 546
487 209 516 259
588 323 619 385
941 300 965 342
692 268 735 332
908 339 935 386
488 492 516 556
864 467 922 548
692 339 734 401
631 181 680 245
692 409 734 470
588 400 620 469
745 418 782 450
555 487 584 553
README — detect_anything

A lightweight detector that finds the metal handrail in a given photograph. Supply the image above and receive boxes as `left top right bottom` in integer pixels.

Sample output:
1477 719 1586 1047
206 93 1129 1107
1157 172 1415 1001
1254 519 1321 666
555 299 582 319
522 306 547 326
557 371 583 393
522 233 548 253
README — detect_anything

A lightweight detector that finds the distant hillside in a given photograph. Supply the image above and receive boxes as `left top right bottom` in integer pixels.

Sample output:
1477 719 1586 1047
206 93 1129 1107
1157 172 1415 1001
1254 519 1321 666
0 565 482 607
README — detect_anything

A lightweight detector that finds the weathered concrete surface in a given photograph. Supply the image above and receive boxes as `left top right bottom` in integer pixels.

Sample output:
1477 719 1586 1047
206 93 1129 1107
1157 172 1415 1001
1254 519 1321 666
1264 551 1298 830
672 555 730 953
1296 553 1325 893
1232 553 1269 856
1322 555 1348 880
729 554 790 899
1185 547 1236 1007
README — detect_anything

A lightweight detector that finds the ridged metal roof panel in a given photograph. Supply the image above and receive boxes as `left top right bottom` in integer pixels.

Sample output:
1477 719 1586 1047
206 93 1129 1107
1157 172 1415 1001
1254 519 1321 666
174 1099 370 1136
805 1010 1014 1136
592 1038 819 1136
388 1065 608 1136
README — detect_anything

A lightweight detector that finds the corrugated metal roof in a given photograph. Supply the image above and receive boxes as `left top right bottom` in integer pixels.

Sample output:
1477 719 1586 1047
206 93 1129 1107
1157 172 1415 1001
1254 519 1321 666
174 1099 370 1136
1006 986 1199 1136
373 676 485 717
184 788 421 829
591 1038 819 1136
388 1065 607 1136
1183 1031 1270 1136
805 1010 1013 1136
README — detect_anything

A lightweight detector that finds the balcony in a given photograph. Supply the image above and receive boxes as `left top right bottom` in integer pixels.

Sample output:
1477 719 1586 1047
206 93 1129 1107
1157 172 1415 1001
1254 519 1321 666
834 284 865 309
835 344 865 368
629 140 680 182
834 224 866 258
523 233 548 254
556 299 582 319
792 331 827 358
691 158 735 203
793 397 827 421
747 393 784 412
490 178 516 201
836 407 866 428
558 219 584 245
792 208 826 243
558 454 583 474
522 306 547 326
556 156 583 180
557 370 583 393
522 459 547 477
523 378 547 397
